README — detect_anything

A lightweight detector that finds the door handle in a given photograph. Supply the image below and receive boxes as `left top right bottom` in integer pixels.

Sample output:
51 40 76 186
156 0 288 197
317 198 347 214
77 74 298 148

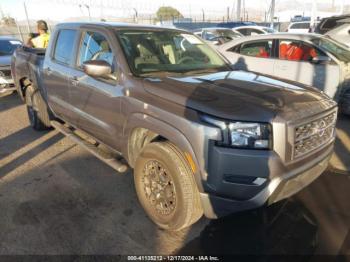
70 76 79 86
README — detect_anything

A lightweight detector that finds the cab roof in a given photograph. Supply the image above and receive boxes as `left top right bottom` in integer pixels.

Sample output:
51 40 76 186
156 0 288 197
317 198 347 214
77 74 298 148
55 22 188 33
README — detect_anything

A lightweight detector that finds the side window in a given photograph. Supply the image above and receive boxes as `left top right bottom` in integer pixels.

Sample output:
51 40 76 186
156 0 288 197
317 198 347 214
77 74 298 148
322 19 338 30
77 31 116 83
229 44 241 53
240 40 273 58
278 40 325 62
78 31 115 72
53 29 77 65
250 29 262 35
237 28 247 35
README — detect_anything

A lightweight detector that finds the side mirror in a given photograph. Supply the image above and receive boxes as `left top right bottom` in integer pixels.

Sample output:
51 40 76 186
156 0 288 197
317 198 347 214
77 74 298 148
82 60 112 77
311 56 331 64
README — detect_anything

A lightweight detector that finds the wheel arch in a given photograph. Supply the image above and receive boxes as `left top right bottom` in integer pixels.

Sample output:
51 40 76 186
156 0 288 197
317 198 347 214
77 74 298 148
125 113 203 192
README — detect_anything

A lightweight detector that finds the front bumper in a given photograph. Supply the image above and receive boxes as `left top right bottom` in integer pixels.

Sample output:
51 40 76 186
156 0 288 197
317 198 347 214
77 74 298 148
200 142 333 219
0 77 15 93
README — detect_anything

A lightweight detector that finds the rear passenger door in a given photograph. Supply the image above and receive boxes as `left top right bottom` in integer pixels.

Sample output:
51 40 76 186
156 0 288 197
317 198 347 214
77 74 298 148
43 28 78 123
226 40 275 76
68 30 124 150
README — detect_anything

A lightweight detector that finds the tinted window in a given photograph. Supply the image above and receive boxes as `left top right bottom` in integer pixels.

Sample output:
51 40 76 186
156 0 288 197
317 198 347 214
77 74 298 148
279 40 324 61
78 31 114 69
249 29 263 35
0 39 22 56
240 40 273 58
312 37 350 62
237 29 248 35
322 18 338 30
53 29 77 65
290 22 310 29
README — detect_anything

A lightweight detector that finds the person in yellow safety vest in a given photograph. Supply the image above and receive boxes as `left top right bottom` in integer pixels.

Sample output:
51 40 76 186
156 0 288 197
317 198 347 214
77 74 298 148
27 20 50 48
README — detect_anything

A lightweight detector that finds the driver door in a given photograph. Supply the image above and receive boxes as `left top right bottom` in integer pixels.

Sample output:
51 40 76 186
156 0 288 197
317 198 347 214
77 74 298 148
68 30 124 150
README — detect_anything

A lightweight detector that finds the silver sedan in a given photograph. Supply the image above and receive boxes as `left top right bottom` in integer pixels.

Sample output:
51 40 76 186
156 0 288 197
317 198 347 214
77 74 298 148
218 33 350 114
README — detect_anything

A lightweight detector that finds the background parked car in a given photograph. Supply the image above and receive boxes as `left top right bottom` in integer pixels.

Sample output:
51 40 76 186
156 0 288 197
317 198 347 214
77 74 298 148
0 36 22 94
233 25 277 36
194 27 243 45
287 22 311 33
325 22 350 48
315 14 350 34
218 33 350 114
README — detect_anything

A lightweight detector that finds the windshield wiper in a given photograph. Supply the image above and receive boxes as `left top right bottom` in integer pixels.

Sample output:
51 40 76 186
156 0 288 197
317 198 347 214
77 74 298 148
180 68 223 76
139 71 184 77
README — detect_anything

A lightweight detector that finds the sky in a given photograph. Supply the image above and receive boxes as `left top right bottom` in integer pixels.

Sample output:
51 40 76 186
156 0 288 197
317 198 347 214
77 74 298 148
0 0 346 22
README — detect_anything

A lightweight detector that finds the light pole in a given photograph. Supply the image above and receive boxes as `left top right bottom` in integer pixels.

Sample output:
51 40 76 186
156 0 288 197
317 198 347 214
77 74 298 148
201 9 205 22
85 4 91 21
133 8 138 23
23 1 31 33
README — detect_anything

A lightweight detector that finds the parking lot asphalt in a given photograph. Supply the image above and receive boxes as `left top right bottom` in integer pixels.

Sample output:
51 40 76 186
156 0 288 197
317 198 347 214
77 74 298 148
0 92 350 256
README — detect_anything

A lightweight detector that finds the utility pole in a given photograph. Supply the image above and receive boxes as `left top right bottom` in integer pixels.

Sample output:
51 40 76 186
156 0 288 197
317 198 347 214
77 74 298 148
270 0 275 29
340 0 344 14
85 4 91 21
227 6 230 22
236 0 241 21
310 0 317 30
133 8 138 23
0 4 4 20
242 0 245 21
201 9 205 22
23 1 31 33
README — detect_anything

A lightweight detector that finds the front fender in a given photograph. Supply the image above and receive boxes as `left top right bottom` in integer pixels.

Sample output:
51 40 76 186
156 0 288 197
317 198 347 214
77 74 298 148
123 112 204 193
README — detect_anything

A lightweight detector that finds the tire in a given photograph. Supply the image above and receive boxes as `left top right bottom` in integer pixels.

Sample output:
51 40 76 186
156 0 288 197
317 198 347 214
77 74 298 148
25 85 51 131
339 91 350 116
134 142 203 231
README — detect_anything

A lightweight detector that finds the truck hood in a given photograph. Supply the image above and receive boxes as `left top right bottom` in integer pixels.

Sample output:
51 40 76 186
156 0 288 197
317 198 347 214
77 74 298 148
142 71 335 122
0 55 11 66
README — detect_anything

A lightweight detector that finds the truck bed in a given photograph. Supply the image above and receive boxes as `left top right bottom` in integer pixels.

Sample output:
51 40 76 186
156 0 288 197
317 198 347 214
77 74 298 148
11 46 46 100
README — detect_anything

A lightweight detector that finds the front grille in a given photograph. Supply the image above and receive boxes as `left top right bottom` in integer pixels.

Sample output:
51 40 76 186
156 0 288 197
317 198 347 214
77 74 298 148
293 112 336 159
0 69 11 78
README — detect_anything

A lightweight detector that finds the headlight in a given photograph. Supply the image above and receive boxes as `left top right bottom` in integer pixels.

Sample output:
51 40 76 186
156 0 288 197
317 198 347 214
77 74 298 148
201 115 272 149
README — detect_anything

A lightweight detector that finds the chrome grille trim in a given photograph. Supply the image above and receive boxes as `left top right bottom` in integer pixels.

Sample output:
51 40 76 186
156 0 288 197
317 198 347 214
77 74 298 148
291 110 337 160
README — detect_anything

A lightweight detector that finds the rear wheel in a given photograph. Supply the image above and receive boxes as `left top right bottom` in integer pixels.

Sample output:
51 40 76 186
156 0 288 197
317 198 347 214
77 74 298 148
134 142 203 231
25 85 51 130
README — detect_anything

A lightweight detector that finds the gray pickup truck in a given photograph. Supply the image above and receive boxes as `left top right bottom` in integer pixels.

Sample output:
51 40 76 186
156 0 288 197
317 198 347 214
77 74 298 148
12 22 337 231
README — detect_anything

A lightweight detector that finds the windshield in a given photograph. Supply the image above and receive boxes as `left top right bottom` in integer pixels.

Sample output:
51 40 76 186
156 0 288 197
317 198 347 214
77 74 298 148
311 37 350 62
262 28 276 33
0 39 22 56
206 29 241 41
116 30 229 76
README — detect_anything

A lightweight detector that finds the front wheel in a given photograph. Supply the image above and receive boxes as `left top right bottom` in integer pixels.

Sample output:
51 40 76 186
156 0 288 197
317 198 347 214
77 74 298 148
134 142 203 231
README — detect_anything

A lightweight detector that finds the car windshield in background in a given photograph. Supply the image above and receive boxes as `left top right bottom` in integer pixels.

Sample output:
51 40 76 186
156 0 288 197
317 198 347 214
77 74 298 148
0 39 22 56
262 28 276 33
207 30 241 40
116 30 228 76
312 37 350 62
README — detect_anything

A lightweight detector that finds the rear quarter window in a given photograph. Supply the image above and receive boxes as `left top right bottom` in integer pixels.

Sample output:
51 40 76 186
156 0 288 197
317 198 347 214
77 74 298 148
53 29 77 65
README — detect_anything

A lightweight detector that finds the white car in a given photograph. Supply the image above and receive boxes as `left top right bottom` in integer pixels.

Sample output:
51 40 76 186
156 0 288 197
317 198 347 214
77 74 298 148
218 33 350 114
287 22 311 33
325 22 350 48
233 26 277 36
